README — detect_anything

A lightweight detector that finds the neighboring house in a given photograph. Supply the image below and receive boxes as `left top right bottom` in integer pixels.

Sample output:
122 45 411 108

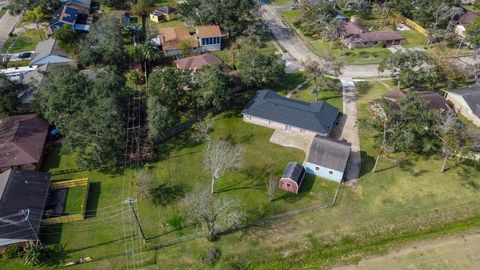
306 136 351 182
383 88 449 112
29 38 72 66
60 0 91 9
50 0 92 32
150 6 176 22
19 64 50 104
174 53 237 74
0 114 49 172
341 20 403 48
157 25 224 55
279 162 305 194
0 169 51 250
445 83 480 127
196 25 223 52
455 10 479 38
243 90 339 137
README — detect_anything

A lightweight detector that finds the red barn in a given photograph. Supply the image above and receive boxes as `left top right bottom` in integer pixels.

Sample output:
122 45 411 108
279 162 305 194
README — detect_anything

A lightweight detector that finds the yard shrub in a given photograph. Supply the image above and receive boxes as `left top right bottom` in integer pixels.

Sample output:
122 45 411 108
4 245 22 258
201 248 221 265
166 212 184 236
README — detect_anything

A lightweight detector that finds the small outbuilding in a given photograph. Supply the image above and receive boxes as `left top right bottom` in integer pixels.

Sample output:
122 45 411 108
150 6 177 23
306 136 351 182
279 162 305 194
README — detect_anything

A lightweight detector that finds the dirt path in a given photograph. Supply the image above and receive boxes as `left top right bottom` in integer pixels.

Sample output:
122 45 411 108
333 230 480 270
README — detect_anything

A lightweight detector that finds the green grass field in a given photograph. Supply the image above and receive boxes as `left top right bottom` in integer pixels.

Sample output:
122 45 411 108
63 185 88 215
1 29 45 53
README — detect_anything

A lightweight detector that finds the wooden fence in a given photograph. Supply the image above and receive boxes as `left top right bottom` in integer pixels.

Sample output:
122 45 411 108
403 18 429 36
42 178 89 225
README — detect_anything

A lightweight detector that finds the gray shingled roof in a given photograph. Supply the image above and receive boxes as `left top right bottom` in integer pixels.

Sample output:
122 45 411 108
30 38 70 66
448 83 480 117
0 169 51 246
307 136 351 172
281 162 305 184
243 90 339 135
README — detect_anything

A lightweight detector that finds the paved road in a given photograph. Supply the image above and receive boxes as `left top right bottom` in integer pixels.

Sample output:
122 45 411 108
339 79 361 182
261 3 390 79
0 8 20 50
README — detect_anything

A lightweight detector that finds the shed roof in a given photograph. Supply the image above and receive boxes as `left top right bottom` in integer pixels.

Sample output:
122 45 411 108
174 53 221 70
0 114 49 169
448 83 480 117
30 38 70 66
158 26 198 51
196 25 222 38
153 6 176 15
307 136 351 172
0 169 51 246
358 31 403 43
281 162 305 184
243 90 339 135
384 89 449 111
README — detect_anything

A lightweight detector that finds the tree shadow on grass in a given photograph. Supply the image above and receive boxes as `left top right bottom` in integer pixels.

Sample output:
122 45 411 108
359 151 375 177
216 177 265 193
150 183 188 206
40 224 63 245
155 131 203 162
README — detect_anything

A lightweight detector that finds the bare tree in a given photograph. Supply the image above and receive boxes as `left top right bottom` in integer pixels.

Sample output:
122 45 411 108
186 187 245 241
204 140 243 194
303 59 329 101
191 113 215 142
134 170 154 199
266 176 278 202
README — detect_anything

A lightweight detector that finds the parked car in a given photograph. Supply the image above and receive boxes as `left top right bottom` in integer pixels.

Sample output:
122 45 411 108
289 4 299 10
17 52 32 59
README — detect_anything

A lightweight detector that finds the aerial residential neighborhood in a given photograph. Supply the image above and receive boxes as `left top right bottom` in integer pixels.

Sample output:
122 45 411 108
0 0 480 269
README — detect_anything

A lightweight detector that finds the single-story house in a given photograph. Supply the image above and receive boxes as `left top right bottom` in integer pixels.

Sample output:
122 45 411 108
455 9 479 38
0 114 49 172
157 25 224 55
30 38 72 66
306 136 351 182
383 88 449 112
345 30 404 48
445 83 480 127
150 6 176 22
0 169 51 250
279 162 305 194
243 90 339 137
61 0 91 10
174 53 238 77
49 1 92 32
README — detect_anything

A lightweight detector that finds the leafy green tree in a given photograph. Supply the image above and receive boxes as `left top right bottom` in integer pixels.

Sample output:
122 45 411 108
0 74 22 117
466 17 480 47
177 0 258 37
147 67 189 109
475 0 480 9
239 50 285 89
79 17 124 66
53 24 78 53
147 97 179 142
194 65 234 110
380 95 438 153
22 6 45 40
379 51 444 90
131 0 151 15
8 0 59 15
35 65 127 168
296 1 337 37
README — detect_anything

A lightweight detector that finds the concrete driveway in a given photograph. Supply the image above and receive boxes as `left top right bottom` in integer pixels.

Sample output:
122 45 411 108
270 130 315 157
0 9 20 50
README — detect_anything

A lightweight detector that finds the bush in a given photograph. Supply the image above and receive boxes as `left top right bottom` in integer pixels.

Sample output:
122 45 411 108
4 245 22 258
201 248 221 265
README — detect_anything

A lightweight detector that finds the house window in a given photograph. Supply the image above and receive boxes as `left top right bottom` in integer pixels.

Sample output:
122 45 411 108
268 120 272 125
315 167 320 171
300 129 305 133
285 125 292 131
286 183 292 188
246 115 251 120
328 171 334 175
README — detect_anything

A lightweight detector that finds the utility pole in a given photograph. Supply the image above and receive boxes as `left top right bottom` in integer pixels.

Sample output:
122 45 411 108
125 198 147 243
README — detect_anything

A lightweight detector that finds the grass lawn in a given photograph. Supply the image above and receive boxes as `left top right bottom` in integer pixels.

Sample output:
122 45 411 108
6 59 30 68
63 185 88 215
269 0 293 5
1 29 45 53
152 0 178 7
310 39 392 64
464 4 480 13
0 8 6 19
399 30 427 47
283 10 300 21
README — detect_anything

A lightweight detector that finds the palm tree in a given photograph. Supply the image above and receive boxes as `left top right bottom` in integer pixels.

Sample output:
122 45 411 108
23 242 43 266
138 41 161 85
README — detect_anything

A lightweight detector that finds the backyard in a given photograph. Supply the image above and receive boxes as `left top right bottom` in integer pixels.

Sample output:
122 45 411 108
1 29 45 54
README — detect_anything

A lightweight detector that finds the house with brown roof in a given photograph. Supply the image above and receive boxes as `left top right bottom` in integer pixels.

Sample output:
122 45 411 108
341 20 403 49
383 88 449 112
174 53 222 71
157 25 224 56
0 115 49 172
